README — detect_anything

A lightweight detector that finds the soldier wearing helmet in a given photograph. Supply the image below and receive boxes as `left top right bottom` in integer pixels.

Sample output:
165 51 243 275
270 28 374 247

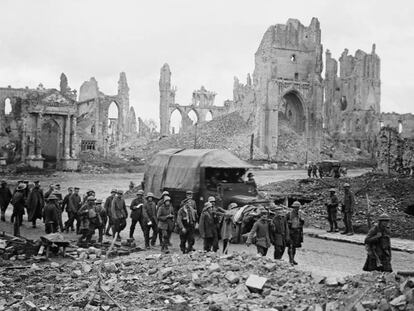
43 194 59 234
286 201 305 265
326 188 339 232
177 197 198 254
78 196 101 246
246 207 271 256
129 190 145 240
157 196 175 253
142 192 158 249
363 213 392 272
104 189 117 236
110 190 128 241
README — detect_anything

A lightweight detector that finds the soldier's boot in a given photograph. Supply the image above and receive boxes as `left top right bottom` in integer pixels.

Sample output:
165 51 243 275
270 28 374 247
129 228 134 240
288 247 297 265
1 211 5 222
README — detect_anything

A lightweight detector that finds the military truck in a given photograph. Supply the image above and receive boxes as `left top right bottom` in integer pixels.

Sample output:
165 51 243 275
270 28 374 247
142 149 268 215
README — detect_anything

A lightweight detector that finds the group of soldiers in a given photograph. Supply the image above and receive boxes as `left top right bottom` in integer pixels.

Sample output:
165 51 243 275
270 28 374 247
0 178 392 271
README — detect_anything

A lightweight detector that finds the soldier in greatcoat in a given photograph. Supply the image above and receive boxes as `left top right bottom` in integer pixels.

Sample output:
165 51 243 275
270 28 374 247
326 188 339 232
198 202 216 252
363 213 392 272
0 180 13 222
142 192 158 248
270 205 290 260
104 189 117 236
129 190 145 240
43 194 59 234
110 190 128 241
341 183 355 235
157 196 175 253
176 200 197 253
11 183 27 236
246 207 272 256
27 181 45 228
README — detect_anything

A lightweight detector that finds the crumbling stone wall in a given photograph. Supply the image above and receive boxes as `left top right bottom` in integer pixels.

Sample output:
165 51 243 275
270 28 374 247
324 45 381 155
159 64 227 136
381 112 414 139
377 126 414 174
0 75 79 170
77 73 136 154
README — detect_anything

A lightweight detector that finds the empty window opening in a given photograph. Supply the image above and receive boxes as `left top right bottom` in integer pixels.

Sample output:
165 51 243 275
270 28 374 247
4 98 12 115
81 140 96 151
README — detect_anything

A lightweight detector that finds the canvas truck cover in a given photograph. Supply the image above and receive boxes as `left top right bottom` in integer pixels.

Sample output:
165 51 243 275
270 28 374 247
144 149 255 198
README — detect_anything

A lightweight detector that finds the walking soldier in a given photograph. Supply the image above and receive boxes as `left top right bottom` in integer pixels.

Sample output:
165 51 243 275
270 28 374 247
78 196 101 246
95 199 106 244
142 192 158 248
129 190 145 240
27 182 44 228
104 189 117 236
43 194 59 234
157 196 174 253
110 190 128 241
11 183 26 236
176 200 197 253
270 205 290 260
64 187 81 233
286 201 304 265
246 207 271 256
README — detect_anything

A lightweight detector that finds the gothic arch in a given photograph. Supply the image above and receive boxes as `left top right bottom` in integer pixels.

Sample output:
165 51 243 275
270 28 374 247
170 108 183 134
280 90 306 134
187 109 199 125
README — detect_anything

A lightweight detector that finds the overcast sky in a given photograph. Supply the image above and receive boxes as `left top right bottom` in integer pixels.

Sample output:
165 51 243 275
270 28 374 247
0 0 413 123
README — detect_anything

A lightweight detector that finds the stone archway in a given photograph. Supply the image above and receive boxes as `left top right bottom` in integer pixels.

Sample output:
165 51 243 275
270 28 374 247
41 119 60 165
170 108 183 134
281 91 306 134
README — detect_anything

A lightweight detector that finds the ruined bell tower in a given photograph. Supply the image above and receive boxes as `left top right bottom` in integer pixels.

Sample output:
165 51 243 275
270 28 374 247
159 63 175 136
118 72 130 141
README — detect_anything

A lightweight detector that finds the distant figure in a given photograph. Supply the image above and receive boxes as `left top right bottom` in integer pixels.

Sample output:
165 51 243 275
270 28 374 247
177 200 197 254
142 192 158 249
341 183 355 236
27 181 45 228
157 196 175 253
43 194 59 234
307 163 312 178
110 190 128 241
245 172 258 195
129 190 145 240
129 181 135 191
363 213 392 272
11 183 27 236
270 205 290 260
312 164 318 178
104 189 117 236
199 202 216 252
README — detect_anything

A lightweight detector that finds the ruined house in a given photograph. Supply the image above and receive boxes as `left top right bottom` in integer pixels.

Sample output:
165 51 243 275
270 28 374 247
0 74 79 170
77 72 137 154
159 64 227 136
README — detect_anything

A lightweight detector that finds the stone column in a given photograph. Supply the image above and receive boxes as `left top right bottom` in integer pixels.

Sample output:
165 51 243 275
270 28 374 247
70 115 77 158
36 113 43 159
64 115 71 159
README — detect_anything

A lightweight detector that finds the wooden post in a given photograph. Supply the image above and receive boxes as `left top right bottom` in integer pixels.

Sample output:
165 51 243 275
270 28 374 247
250 134 254 160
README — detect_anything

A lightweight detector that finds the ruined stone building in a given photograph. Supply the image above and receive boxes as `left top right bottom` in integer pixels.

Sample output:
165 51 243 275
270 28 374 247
0 74 79 170
231 18 324 158
159 64 227 136
324 45 381 154
77 72 137 154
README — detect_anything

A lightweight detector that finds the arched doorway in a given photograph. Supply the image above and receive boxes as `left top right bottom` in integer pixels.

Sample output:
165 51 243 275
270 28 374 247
170 109 182 134
281 92 305 134
41 119 60 164
107 101 119 147
188 109 198 125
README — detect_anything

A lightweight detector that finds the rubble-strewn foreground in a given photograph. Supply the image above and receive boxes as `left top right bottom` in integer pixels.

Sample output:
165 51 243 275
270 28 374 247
1 251 413 310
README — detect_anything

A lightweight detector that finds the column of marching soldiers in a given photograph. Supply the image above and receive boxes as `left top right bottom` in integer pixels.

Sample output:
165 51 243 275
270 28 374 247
0 179 392 271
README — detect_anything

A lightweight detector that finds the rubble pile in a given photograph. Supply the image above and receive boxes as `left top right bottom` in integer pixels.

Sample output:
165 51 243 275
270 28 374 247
260 172 414 239
3 250 413 311
79 152 145 174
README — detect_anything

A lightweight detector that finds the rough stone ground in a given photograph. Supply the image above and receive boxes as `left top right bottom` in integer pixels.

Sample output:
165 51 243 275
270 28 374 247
260 172 414 240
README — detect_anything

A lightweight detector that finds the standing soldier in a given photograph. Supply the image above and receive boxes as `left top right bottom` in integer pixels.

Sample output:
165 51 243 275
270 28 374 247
11 183 26 236
52 185 64 232
78 196 101 246
27 181 44 228
307 163 313 178
270 206 290 260
44 184 55 200
157 196 174 253
95 199 106 244
0 180 12 222
104 189 117 236
142 192 158 249
64 187 81 233
286 201 304 265
363 213 392 272
341 183 355 236
43 195 59 234
110 190 128 241
326 188 339 232
129 190 145 240
62 187 73 228
199 202 216 252
246 207 272 256
312 163 318 178
176 200 197 254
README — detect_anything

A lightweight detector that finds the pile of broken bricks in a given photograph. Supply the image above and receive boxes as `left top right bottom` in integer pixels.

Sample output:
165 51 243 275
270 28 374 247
1 250 413 311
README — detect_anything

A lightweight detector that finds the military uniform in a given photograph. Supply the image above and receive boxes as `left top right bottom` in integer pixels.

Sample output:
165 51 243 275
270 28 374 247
0 181 12 222
271 210 289 259
142 193 158 248
157 197 174 253
11 184 27 236
342 185 355 235
43 196 59 234
198 203 216 252
110 191 128 240
247 210 272 256
104 190 116 236
326 189 339 232
177 202 197 253
64 190 82 233
78 197 102 246
27 186 44 228
286 202 304 265
129 191 145 239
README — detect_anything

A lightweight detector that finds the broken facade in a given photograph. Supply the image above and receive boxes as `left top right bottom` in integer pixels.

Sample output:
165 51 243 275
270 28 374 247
0 75 79 170
159 64 227 136
77 72 137 154
231 18 324 159
324 45 381 155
